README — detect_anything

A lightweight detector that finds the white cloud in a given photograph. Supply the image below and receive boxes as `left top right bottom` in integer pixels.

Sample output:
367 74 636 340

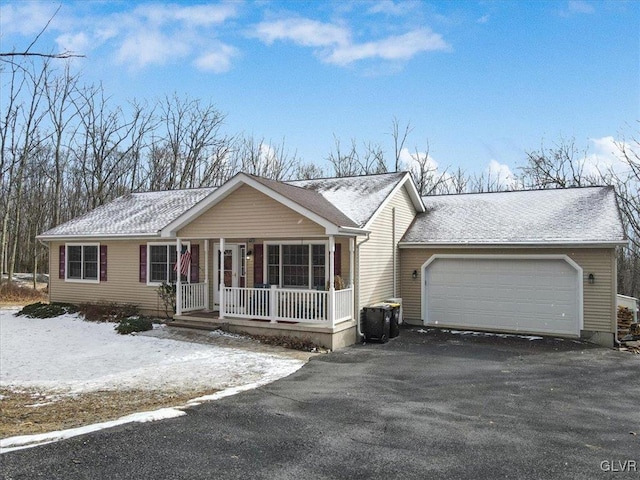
252 17 450 66
131 3 238 27
327 28 450 65
487 159 516 188
0 3 61 37
367 1 418 16
477 14 490 24
252 18 350 47
55 32 91 55
194 44 238 73
582 136 628 177
567 0 595 14
0 2 240 73
399 146 438 170
116 30 192 68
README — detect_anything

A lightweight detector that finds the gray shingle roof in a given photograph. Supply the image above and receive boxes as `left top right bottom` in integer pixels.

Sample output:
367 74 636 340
288 171 407 228
39 187 217 238
401 186 626 245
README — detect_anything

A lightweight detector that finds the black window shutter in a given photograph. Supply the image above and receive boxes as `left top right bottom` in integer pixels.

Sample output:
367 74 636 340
100 245 107 282
59 245 65 279
190 244 199 283
334 243 342 277
139 245 147 283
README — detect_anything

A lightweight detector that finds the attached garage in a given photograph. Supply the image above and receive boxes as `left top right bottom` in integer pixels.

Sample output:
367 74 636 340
422 255 582 337
398 186 627 347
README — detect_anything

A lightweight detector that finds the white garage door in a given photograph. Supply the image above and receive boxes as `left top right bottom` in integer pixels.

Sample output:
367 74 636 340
424 257 581 336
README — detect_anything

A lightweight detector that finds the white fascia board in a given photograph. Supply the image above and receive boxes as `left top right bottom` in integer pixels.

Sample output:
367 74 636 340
363 173 424 231
403 173 426 213
161 173 340 237
337 226 369 236
398 241 627 248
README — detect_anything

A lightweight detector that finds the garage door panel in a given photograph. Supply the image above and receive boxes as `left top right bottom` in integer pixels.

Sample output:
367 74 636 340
425 258 580 336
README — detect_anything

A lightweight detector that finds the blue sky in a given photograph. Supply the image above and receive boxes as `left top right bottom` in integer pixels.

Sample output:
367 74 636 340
1 0 638 181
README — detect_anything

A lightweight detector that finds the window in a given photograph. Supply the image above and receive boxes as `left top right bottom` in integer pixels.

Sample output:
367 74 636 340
148 243 189 284
266 243 326 288
66 244 98 281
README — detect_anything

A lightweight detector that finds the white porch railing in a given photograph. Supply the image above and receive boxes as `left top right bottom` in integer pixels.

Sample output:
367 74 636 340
181 282 207 312
334 288 353 323
221 286 354 325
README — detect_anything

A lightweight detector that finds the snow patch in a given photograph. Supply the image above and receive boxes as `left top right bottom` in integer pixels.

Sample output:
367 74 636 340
0 308 306 452
415 328 543 341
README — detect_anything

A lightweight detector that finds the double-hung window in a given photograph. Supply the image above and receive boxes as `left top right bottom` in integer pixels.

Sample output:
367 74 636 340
66 244 99 282
267 243 326 289
148 243 189 284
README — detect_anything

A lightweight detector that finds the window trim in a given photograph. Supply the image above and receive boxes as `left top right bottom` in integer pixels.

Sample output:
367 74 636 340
146 241 191 286
263 240 328 289
65 243 100 284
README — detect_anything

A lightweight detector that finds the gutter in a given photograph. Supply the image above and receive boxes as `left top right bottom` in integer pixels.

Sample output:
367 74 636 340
36 233 161 241
398 241 628 248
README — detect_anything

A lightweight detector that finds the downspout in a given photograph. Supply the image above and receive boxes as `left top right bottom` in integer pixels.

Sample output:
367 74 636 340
613 250 621 347
355 232 371 339
392 207 397 297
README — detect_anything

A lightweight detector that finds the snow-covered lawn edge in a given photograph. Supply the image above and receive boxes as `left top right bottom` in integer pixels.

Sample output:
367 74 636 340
0 362 304 454
0 307 308 453
0 407 186 454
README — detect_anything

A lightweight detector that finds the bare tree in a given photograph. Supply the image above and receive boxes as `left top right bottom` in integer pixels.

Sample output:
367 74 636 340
518 138 600 188
2 60 49 283
390 117 412 172
231 135 299 180
294 161 325 180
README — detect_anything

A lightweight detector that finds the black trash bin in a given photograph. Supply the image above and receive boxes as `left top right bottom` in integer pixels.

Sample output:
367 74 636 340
361 304 392 343
387 303 401 338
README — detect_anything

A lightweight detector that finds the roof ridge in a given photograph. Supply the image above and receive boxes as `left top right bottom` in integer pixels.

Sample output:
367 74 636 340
421 185 611 199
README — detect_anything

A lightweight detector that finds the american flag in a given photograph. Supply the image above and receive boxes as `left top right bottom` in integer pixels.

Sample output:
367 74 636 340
174 247 191 277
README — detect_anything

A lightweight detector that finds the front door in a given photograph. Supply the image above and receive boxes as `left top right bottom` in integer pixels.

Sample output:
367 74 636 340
213 243 246 306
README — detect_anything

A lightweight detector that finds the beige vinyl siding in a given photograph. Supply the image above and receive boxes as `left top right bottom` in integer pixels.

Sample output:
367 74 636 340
49 240 205 316
399 247 616 333
178 184 325 238
358 185 418 309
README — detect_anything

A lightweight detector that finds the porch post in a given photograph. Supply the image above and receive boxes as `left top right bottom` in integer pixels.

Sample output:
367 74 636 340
349 237 355 287
329 235 335 327
176 238 182 316
204 239 209 311
218 237 225 319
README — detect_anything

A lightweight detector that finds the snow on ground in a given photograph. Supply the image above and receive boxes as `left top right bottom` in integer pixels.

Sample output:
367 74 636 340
0 307 306 452
0 309 304 394
415 327 543 341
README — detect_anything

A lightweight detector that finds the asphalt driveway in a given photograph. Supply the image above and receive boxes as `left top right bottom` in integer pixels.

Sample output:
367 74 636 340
2 328 639 480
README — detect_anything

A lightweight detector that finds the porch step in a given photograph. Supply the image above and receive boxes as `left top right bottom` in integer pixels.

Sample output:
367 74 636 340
168 319 221 331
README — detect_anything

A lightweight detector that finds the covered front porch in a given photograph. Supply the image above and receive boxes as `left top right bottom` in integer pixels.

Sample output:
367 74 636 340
173 235 357 336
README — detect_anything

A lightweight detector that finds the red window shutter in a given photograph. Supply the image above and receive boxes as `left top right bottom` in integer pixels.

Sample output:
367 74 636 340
139 245 147 283
334 243 342 277
253 244 263 284
190 244 199 283
100 245 107 282
59 245 65 279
